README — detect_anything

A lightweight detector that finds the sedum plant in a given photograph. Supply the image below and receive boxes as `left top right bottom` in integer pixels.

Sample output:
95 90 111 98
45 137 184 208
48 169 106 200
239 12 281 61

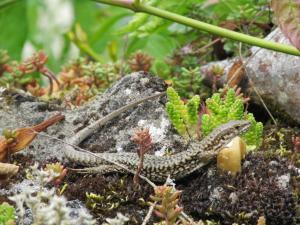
166 87 263 149
0 202 16 225
172 66 203 99
166 87 200 139
149 185 182 225
201 88 263 149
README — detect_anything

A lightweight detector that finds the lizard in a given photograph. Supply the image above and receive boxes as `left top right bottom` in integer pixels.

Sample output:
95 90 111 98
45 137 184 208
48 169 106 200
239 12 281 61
63 92 252 182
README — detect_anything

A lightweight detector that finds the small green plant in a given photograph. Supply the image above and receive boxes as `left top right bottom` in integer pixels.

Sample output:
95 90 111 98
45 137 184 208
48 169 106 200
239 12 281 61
172 66 203 98
86 192 105 209
166 87 263 149
149 185 182 225
0 202 16 225
202 88 263 149
81 61 120 88
166 87 200 139
85 177 128 212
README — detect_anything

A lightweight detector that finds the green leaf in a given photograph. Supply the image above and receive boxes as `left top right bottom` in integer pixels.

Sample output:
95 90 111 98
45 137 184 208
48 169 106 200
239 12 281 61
127 33 178 59
0 0 28 60
74 2 131 59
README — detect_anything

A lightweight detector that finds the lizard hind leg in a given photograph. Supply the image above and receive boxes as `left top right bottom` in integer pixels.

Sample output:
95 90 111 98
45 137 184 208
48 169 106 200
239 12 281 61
69 165 125 174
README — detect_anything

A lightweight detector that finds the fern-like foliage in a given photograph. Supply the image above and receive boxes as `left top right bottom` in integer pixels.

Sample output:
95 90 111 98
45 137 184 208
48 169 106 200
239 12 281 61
166 87 200 139
166 87 263 149
201 88 263 149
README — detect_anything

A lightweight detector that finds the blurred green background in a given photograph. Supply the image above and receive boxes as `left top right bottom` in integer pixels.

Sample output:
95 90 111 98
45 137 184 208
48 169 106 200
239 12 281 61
0 0 270 72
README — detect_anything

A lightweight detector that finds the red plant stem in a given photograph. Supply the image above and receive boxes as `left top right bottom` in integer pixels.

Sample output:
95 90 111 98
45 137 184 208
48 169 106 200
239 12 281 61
133 154 144 185
42 69 61 95
32 114 65 132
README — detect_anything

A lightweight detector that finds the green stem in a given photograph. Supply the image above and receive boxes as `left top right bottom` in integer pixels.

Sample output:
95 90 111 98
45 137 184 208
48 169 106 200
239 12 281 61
93 0 300 57
67 31 103 63
77 43 103 63
92 0 135 10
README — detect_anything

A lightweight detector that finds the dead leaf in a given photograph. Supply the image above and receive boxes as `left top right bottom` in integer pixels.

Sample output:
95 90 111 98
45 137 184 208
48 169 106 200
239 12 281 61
217 136 246 175
0 114 65 162
271 0 300 50
0 137 8 161
257 216 266 225
9 114 65 153
227 59 245 87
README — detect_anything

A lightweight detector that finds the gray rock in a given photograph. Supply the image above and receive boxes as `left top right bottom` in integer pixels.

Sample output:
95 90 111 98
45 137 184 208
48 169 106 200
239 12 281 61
0 72 186 163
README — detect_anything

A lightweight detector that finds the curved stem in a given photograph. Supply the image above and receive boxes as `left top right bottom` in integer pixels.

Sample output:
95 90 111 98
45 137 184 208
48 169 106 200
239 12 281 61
93 0 300 57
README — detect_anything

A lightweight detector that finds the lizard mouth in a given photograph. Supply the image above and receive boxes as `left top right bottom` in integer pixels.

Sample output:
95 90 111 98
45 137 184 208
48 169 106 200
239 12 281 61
240 122 252 134
232 120 252 135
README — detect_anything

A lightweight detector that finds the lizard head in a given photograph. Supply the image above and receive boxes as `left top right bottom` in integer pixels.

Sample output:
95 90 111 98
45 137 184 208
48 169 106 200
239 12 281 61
206 120 252 150
225 120 252 135
217 120 252 138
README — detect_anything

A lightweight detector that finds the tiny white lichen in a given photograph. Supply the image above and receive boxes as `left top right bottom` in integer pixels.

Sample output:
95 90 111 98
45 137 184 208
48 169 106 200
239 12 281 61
116 145 124 152
137 116 170 143
9 163 96 225
209 187 223 203
124 89 132 95
0 87 6 94
276 174 290 190
105 213 129 225
139 78 149 86
229 192 238 204
0 87 6 101
165 176 176 190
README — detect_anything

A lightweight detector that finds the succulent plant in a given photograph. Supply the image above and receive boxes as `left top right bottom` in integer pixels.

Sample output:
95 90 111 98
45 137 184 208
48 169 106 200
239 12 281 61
149 185 182 225
166 87 200 139
0 202 16 225
201 88 263 149
166 87 263 149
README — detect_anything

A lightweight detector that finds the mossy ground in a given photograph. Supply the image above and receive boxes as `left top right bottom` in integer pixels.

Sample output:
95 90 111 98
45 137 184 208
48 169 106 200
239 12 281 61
0 122 299 225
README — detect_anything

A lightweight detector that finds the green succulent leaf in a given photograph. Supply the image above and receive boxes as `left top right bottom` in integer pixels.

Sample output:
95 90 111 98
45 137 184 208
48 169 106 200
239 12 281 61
0 202 16 225
166 87 200 139
201 88 263 149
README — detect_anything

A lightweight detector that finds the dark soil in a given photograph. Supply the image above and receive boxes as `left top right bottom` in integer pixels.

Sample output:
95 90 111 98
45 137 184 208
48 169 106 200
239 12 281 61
179 154 298 225
1 122 299 225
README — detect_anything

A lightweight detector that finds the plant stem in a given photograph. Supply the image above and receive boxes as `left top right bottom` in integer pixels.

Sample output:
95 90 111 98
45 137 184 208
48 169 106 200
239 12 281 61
77 43 103 63
67 32 103 63
93 0 300 57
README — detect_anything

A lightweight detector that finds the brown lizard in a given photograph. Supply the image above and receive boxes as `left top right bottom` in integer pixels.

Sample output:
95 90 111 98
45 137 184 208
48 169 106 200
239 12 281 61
63 92 251 182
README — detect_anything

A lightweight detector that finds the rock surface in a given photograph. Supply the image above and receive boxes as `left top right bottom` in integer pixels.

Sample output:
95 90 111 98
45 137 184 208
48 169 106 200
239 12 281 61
0 71 185 163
